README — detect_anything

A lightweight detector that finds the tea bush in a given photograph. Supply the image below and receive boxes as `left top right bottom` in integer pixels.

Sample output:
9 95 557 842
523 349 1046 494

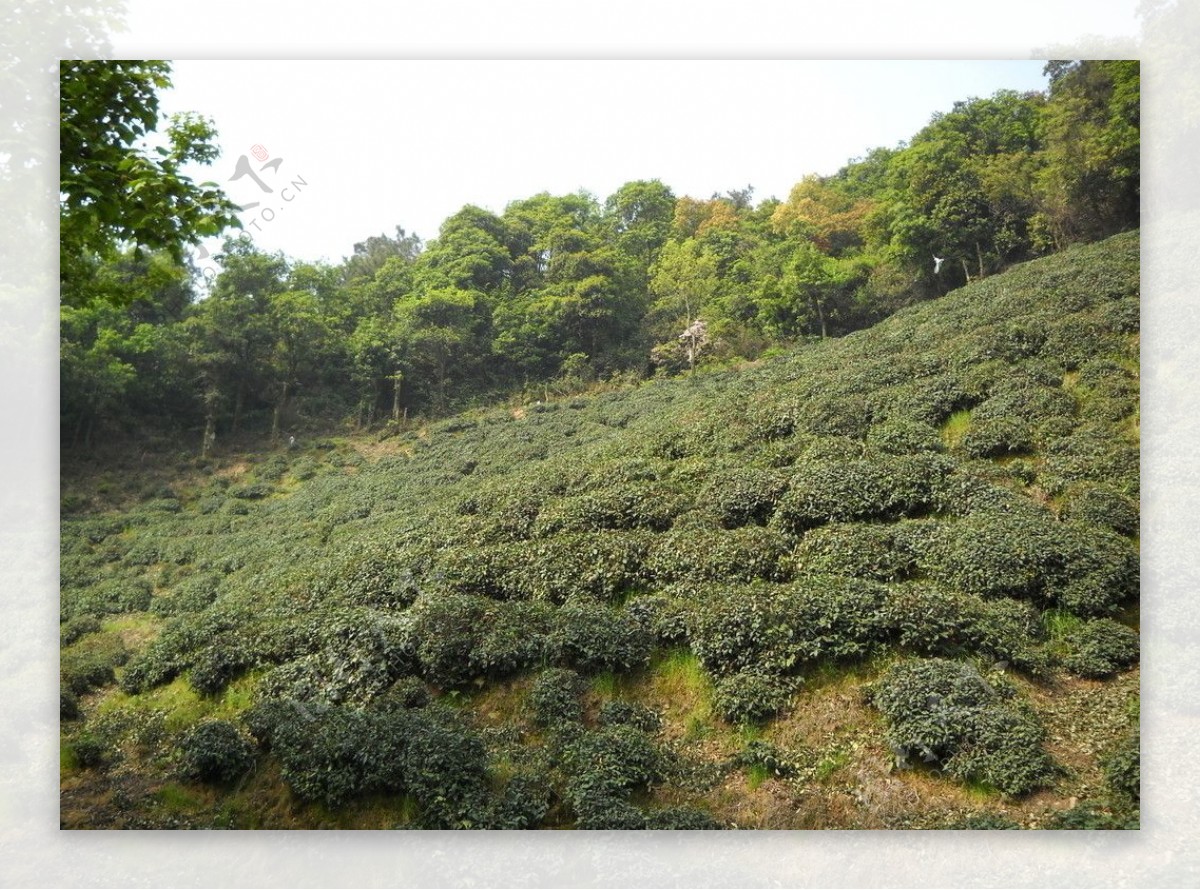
528 667 585 728
1060 483 1138 537
1104 733 1139 802
1061 618 1139 678
886 583 1049 674
178 719 255 784
598 700 663 733
698 468 790 528
773 455 950 533
788 522 913 582
712 668 801 723
869 658 1055 796
551 598 652 674
645 526 790 584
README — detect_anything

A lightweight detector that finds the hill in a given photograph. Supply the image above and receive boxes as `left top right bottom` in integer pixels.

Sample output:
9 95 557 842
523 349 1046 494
60 231 1140 829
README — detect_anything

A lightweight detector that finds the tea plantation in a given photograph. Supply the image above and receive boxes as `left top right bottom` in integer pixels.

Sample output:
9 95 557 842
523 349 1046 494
60 232 1140 829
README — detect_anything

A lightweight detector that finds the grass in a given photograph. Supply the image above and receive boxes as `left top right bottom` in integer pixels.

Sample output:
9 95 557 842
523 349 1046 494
941 409 972 449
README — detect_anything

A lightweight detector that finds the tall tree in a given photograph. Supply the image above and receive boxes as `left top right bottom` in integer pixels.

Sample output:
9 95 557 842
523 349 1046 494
59 60 240 307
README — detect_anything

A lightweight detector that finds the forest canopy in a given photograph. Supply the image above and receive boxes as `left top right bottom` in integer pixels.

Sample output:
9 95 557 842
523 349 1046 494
60 60 1139 450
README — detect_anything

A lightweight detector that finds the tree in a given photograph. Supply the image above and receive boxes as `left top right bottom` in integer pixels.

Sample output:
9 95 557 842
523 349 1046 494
1034 61 1140 247
60 60 241 306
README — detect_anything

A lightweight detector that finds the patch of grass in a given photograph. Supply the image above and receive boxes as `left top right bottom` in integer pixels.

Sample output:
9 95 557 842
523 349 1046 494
815 748 850 782
643 648 714 735
154 782 204 812
590 671 620 698
746 763 771 790
941 409 972 450
1043 609 1084 642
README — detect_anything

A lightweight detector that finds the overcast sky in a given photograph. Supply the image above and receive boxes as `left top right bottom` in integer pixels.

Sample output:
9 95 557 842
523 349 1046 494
157 60 1053 268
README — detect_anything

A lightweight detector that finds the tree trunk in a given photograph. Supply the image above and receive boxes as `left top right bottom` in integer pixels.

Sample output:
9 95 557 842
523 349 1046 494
202 411 216 458
962 258 971 283
812 294 827 339
391 374 402 422
976 241 985 280
232 381 244 434
271 380 289 439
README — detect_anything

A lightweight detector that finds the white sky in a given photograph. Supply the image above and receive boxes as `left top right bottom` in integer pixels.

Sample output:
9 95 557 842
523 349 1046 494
157 60 1053 267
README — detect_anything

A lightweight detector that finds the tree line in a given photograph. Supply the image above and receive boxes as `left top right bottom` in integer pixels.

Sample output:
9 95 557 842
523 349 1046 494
60 60 1138 450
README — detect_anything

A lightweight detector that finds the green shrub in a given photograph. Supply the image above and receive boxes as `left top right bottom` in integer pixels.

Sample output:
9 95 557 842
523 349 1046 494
229 482 274 500
960 417 1034 458
61 688 81 720
686 577 892 675
471 600 555 677
1061 618 1139 678
371 676 431 712
562 725 664 829
529 667 585 727
712 668 800 723
60 614 101 646
698 468 790 528
773 455 950 532
788 522 913 582
551 598 652 674
1060 484 1138 537
410 593 491 687
598 700 662 733
71 731 111 769
644 806 722 830
178 719 255 784
869 658 1055 796
886 583 1049 674
61 634 128 695
504 531 651 604
645 526 790 584
487 772 552 829
1104 733 1139 802
866 418 944 455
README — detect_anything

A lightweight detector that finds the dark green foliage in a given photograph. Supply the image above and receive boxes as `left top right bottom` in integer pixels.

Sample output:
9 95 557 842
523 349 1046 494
645 526 791 583
1061 618 1139 678
61 634 128 695
60 614 101 646
870 658 1055 796
1061 483 1139 537
178 719 255 784
886 583 1049 674
1104 733 1139 802
789 522 913 582
410 593 491 687
472 600 556 676
264 701 491 825
866 418 944 455
71 732 111 769
487 772 552 829
773 455 950 532
61 689 81 720
503 531 652 604
686 577 892 675
562 725 664 829
959 417 1034 458
712 668 801 723
229 482 274 500
914 510 1137 615
733 740 801 778
644 806 722 830
699 468 790 528
528 668 585 728
551 598 652 674
598 700 662 733
372 676 431 712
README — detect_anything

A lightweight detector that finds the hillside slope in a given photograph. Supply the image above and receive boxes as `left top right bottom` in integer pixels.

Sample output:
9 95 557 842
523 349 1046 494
60 231 1140 829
